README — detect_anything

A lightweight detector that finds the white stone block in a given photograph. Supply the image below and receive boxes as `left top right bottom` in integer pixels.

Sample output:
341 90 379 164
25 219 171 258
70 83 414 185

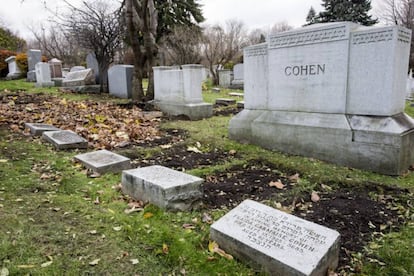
210 200 340 275
35 62 54 87
74 150 131 174
25 123 60 136
122 165 203 211
42 130 88 150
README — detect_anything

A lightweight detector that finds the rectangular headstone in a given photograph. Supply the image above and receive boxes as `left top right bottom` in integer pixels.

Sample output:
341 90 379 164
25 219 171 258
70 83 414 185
74 150 131 174
35 62 54 87
42 130 88 150
122 165 203 211
25 123 60 136
108 65 134 98
49 58 63 78
218 69 233 88
5 56 21 79
62 68 96 87
210 200 340 275
27 49 42 71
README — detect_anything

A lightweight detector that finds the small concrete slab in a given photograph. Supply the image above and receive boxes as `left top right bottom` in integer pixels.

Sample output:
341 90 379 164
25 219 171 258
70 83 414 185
74 150 131 174
42 130 88 150
122 165 203 211
229 92 244 97
215 98 236 106
237 101 245 109
210 199 340 275
212 88 221 93
25 123 60 136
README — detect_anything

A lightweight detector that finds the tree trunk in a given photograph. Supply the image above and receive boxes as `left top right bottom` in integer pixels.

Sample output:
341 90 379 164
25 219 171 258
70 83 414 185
98 62 109 93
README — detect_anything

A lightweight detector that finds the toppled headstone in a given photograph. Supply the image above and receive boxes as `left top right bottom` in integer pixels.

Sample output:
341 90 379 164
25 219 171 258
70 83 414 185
122 165 203 211
42 130 88 150
215 98 236 106
62 68 96 87
74 149 131 174
70 66 86 72
228 92 244 97
210 199 340 275
25 123 60 136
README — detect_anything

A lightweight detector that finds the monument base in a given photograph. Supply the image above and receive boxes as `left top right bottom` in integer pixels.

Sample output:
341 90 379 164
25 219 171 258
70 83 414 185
155 101 213 120
35 82 54 88
27 70 36 82
60 85 102 93
229 109 414 175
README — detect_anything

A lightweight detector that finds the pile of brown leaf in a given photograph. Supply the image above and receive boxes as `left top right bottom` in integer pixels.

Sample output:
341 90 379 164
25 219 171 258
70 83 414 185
0 92 160 149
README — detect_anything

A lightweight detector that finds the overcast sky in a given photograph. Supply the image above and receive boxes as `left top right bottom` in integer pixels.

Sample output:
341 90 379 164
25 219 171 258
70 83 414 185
0 0 383 40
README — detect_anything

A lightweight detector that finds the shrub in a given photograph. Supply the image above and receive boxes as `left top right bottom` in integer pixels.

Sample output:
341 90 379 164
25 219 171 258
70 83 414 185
15 53 28 75
0 49 17 77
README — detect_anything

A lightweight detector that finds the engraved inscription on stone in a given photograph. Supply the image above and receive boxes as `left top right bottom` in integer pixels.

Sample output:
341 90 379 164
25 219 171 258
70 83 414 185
52 131 83 143
230 203 328 254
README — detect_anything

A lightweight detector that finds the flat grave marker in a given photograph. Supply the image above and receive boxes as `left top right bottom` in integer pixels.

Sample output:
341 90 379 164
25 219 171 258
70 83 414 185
25 123 60 136
210 199 340 276
122 165 203 211
215 98 236 106
74 149 131 174
42 130 88 150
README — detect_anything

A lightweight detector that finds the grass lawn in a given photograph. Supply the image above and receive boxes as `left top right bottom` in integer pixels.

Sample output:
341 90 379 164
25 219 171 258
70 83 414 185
0 79 413 275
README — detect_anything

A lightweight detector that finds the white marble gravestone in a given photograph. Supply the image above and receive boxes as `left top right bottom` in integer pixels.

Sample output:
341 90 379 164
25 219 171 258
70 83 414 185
122 165 203 211
231 63 244 89
108 65 134 98
25 123 60 136
153 64 213 120
42 130 88 150
229 22 414 175
74 150 131 174
35 62 54 87
218 69 233 88
210 200 340 275
5 56 21 79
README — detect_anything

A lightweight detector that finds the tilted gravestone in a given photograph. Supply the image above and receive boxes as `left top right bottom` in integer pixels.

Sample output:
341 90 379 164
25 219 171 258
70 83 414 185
5 56 21 79
229 22 414 175
122 165 203 211
62 68 96 87
210 200 340 275
35 62 54 87
108 65 134 99
153 64 213 120
86 52 100 84
42 130 88 150
74 150 131 174
27 49 42 82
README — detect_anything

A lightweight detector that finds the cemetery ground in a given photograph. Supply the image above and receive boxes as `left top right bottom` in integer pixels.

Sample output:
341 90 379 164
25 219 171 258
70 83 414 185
0 80 413 275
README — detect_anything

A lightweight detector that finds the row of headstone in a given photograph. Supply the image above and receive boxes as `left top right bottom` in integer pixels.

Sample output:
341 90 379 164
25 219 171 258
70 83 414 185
24 120 340 275
217 64 244 89
229 22 414 175
153 64 213 120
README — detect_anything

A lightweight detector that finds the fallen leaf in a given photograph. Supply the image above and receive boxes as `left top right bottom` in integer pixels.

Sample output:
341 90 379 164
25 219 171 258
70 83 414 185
40 261 53 268
89 259 100 266
143 212 153 219
269 180 285 189
124 207 143 214
15 198 24 202
187 146 202 153
0 159 8 163
130 259 139 265
160 144 172 149
182 224 196 229
94 197 100 205
321 184 332 191
0 267 9 276
288 173 300 182
17 265 35 269
89 230 98 235
202 212 213 224
311 191 320 202
208 241 233 260
113 226 122 231
229 149 237 155
162 243 169 254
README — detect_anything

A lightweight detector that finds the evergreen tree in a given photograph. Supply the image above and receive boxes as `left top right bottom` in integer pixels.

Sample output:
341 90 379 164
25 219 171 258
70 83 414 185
305 6 317 25
317 0 378 26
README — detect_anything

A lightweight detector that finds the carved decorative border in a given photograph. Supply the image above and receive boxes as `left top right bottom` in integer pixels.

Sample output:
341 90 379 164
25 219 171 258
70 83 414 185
245 44 268 57
269 25 348 49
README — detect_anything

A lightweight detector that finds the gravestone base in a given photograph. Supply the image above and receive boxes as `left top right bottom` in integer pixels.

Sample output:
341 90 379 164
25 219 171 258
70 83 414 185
230 110 414 175
215 98 236 106
155 101 213 120
60 85 101 93
230 79 244 90
27 70 36 82
35 81 54 88
25 123 60 136
52 78 64 87
122 165 204 211
210 199 340 276
42 130 88 150
74 149 131 174
6 73 21 80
